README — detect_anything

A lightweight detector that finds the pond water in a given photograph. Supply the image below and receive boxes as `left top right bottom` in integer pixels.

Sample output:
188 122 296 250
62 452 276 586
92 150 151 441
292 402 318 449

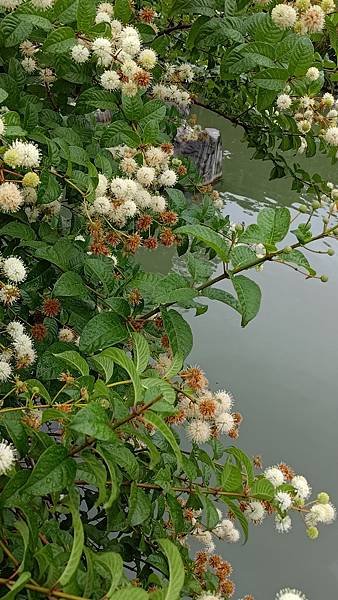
141 110 338 599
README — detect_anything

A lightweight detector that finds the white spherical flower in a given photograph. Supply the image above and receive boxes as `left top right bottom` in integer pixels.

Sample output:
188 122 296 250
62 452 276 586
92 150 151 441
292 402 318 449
123 26 140 37
92 37 112 66
0 360 12 382
98 2 114 15
177 63 195 83
306 502 336 525
198 594 222 600
0 0 22 9
121 58 139 77
95 11 111 24
7 321 25 340
31 0 54 8
264 466 285 487
121 35 141 57
276 589 308 600
121 199 137 218
138 48 157 70
244 501 266 524
271 4 297 29
301 5 325 33
135 188 152 208
214 390 233 412
214 411 235 434
96 173 108 197
324 126 338 146
323 92 335 108
58 327 75 343
298 137 307 154
151 195 166 213
213 518 235 540
275 514 292 533
93 196 111 215
4 140 41 168
121 81 138 97
21 57 37 73
110 19 123 39
159 169 177 187
321 503 336 523
0 117 6 136
306 67 320 81
2 257 27 283
275 491 292 511
145 146 167 168
13 333 33 354
186 419 212 444
120 157 138 175
137 166 156 186
100 70 121 91
0 439 16 475
71 44 90 64
291 475 311 499
327 109 338 119
297 120 311 134
276 94 292 110
227 527 240 543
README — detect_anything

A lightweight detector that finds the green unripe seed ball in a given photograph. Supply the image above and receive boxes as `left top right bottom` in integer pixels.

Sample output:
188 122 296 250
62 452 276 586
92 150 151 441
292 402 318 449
322 216 329 224
294 497 305 507
320 275 329 283
235 223 244 232
311 200 321 210
299 204 308 213
31 387 40 394
317 492 330 504
307 526 319 540
283 246 293 253
327 248 335 256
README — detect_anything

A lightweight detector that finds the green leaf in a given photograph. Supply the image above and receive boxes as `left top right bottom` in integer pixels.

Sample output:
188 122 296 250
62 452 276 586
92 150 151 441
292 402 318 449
95 552 123 597
128 482 151 526
230 246 257 269
53 271 90 299
277 249 316 275
58 489 84 586
53 351 89 376
25 379 51 404
95 445 119 508
77 0 95 33
220 496 248 543
42 26 75 54
92 352 114 383
221 462 242 491
251 478 275 501
70 403 116 442
175 224 230 262
15 520 30 573
257 207 291 245
0 88 8 103
231 275 261 326
144 412 183 468
226 447 254 485
163 352 184 378
77 454 107 506
122 93 143 121
1 572 31 599
140 100 166 125
37 170 62 205
79 312 128 354
254 68 289 91
201 287 241 313
100 347 143 404
161 309 193 359
288 36 314 76
22 445 76 496
109 590 149 600
158 539 185 600
131 332 150 373
101 120 140 147
114 0 132 23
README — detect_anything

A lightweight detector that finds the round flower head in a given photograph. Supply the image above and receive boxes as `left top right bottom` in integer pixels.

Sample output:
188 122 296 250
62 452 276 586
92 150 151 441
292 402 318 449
71 44 90 64
198 594 222 600
93 196 111 215
4 140 41 168
138 48 157 70
121 199 137 218
306 67 320 81
301 5 325 32
291 475 311 499
92 37 112 66
2 257 27 283
7 321 25 339
121 81 138 97
215 411 235 434
0 183 24 213
0 439 16 475
145 146 167 168
0 117 6 136
277 94 292 110
186 419 212 444
159 169 177 187
275 589 308 600
150 195 166 213
264 466 285 487
275 514 292 533
121 35 141 57
100 70 121 90
58 327 75 343
98 2 114 15
0 360 12 382
323 92 335 108
96 173 108 197
324 127 338 146
244 501 266 524
214 390 233 412
135 188 152 208
136 166 156 186
22 172 40 188
95 11 111 24
121 58 139 77
21 57 37 73
110 19 123 39
271 4 297 29
275 491 292 511
0 0 22 9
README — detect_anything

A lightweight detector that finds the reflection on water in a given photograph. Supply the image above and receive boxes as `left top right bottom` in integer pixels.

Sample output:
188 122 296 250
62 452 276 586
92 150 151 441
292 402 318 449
140 110 338 599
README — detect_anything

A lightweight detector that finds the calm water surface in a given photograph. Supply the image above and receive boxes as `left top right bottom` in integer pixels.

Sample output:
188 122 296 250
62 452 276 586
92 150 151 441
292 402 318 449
142 111 338 599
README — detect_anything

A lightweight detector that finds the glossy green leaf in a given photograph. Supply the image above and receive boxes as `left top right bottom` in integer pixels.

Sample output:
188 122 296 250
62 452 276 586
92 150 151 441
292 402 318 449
53 351 89 376
131 332 150 373
231 275 261 326
58 489 84 586
100 347 143 404
79 312 128 354
158 539 185 600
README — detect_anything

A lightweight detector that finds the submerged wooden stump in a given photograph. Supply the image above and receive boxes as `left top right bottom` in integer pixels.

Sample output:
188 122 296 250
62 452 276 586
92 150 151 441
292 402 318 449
95 111 223 185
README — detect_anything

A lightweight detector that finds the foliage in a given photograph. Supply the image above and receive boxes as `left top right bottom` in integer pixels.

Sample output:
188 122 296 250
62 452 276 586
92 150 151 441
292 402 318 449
0 0 337 599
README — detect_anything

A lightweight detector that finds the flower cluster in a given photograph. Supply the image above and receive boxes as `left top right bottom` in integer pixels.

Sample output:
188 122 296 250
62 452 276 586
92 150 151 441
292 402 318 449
194 552 237 598
276 89 338 152
0 439 16 475
271 0 333 34
0 255 27 307
0 320 36 380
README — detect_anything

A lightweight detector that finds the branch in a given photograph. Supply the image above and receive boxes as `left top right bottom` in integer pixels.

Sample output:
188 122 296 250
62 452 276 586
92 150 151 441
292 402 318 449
0 579 89 600
155 23 191 39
